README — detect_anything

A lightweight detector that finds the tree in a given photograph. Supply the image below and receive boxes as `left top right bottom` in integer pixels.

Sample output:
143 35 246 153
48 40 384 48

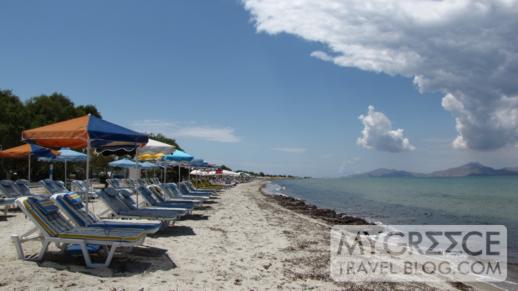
0 90 29 178
76 105 101 117
0 89 104 180
25 92 103 128
220 164 232 171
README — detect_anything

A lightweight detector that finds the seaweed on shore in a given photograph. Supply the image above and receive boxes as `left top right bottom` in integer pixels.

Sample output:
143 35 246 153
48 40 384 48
266 194 372 225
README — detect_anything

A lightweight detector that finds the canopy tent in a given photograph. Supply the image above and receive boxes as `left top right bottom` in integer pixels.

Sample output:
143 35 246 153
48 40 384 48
22 114 148 151
22 114 148 212
163 150 194 182
0 143 59 181
39 148 87 184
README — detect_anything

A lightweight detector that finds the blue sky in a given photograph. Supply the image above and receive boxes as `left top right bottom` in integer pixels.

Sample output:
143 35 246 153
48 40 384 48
2 0 518 177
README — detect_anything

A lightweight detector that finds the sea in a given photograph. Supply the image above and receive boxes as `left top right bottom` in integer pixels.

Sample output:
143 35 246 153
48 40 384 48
264 176 518 288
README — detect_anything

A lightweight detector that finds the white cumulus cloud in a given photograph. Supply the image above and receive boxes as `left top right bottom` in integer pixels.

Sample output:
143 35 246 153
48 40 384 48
357 106 415 152
131 120 240 143
242 0 518 150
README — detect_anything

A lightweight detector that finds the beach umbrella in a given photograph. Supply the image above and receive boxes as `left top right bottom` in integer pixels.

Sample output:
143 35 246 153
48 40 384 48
138 153 164 161
22 114 148 212
138 139 175 155
140 161 160 169
39 148 87 184
137 139 175 182
0 143 59 182
163 150 194 162
163 150 194 182
189 159 206 168
109 158 139 169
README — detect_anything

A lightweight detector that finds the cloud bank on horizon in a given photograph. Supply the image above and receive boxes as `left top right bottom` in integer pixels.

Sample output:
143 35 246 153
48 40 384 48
242 0 518 151
358 106 415 152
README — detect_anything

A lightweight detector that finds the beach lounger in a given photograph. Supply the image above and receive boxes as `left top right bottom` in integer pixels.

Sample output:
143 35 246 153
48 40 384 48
51 193 161 234
0 180 25 198
106 178 126 189
135 186 195 212
178 182 214 197
185 181 217 194
97 188 185 222
12 196 146 268
147 184 203 206
70 180 98 199
119 188 192 215
14 179 32 196
41 179 70 195
162 183 210 201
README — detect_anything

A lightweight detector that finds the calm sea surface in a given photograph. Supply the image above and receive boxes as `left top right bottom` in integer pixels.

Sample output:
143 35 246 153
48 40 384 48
266 176 518 285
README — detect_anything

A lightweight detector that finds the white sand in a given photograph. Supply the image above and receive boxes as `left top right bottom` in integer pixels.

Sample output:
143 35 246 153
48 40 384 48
0 181 493 290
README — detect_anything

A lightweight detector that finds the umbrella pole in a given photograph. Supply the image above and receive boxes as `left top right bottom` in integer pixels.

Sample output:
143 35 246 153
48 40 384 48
27 154 31 182
178 164 181 183
64 160 67 187
85 142 91 213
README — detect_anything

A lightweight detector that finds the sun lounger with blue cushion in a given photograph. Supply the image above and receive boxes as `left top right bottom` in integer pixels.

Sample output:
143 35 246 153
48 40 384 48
147 184 203 206
135 186 196 212
12 196 146 268
185 181 218 194
70 180 98 199
177 182 214 197
51 193 161 234
98 188 186 222
40 179 70 195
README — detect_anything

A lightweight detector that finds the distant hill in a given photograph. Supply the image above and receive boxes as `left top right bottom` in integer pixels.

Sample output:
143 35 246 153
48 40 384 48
429 162 517 177
351 162 518 178
351 168 423 178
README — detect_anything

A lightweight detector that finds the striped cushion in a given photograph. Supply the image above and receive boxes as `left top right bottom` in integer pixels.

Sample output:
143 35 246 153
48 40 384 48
24 198 73 236
65 193 83 208
35 199 59 215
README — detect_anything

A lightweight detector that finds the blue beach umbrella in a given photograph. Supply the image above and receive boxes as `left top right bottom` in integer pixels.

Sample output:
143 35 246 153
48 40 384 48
108 158 139 169
39 148 87 182
140 161 160 169
163 150 194 182
163 150 194 162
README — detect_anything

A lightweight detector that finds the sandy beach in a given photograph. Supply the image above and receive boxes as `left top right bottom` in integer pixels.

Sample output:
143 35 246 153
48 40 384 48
0 180 495 290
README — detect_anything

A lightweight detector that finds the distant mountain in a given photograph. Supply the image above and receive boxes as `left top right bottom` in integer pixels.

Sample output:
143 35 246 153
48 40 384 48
351 168 422 178
351 162 518 178
429 162 517 177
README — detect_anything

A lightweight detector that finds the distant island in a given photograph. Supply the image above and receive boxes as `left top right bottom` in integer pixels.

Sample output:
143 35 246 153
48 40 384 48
350 162 518 178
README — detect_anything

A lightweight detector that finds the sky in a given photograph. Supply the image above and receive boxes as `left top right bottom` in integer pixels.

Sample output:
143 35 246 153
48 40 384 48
1 0 518 177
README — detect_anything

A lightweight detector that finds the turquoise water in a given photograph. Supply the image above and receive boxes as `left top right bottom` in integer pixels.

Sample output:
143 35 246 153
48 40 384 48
270 177 518 269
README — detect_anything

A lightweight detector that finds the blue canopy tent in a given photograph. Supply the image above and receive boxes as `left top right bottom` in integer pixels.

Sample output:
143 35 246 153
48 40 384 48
39 148 87 184
163 150 194 182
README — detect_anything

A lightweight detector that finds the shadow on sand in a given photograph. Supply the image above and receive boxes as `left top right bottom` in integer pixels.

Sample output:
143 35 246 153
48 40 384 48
37 246 175 277
150 225 196 237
